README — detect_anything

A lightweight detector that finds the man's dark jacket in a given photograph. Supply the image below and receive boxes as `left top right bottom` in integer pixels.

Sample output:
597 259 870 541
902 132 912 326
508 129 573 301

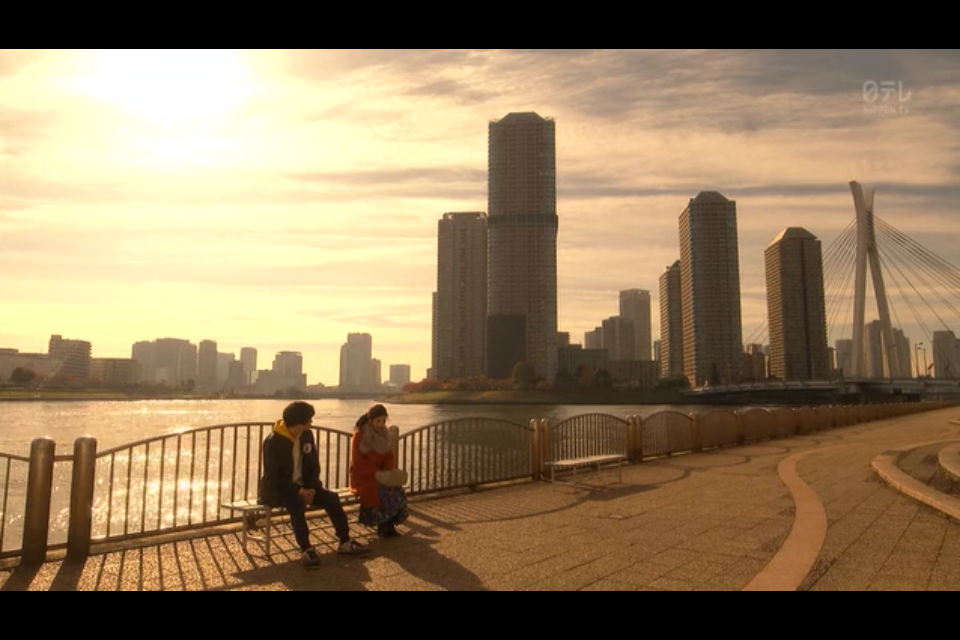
260 420 322 506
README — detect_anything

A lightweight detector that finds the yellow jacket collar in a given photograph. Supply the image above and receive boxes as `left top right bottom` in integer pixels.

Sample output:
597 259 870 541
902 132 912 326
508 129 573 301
273 419 298 443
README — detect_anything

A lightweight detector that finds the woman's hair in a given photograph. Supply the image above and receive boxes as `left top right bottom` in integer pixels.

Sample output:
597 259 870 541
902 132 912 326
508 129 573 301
355 414 369 430
367 404 388 420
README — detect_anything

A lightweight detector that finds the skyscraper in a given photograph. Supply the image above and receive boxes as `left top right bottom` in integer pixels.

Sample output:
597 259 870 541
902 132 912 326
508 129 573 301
932 330 959 379
659 260 684 379
240 347 257 385
389 364 411 387
198 339 219 392
679 192 743 387
620 289 652 361
602 316 636 361
486 112 558 381
340 333 374 391
150 338 197 386
765 228 829 381
835 339 853 377
433 212 487 382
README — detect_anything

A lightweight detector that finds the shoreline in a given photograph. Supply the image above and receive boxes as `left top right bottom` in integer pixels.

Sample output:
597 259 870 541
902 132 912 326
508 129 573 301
389 390 687 405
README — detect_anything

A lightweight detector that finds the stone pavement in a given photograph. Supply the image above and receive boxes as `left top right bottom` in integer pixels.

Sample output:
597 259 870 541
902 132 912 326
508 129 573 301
2 407 958 591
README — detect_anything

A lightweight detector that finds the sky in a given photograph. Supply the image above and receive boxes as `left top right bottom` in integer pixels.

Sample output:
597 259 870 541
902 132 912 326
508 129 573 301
1 49 959 385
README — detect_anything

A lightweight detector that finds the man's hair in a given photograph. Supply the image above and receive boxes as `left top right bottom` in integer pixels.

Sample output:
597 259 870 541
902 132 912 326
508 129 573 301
283 401 315 428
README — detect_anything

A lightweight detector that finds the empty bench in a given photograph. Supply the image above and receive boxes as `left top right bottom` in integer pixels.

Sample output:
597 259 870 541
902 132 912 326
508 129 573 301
544 454 629 486
221 488 356 556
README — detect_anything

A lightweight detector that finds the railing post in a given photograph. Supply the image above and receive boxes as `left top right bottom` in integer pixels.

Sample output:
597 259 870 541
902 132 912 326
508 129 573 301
540 419 551 481
692 413 703 453
22 437 55 565
635 415 644 463
530 419 541 480
388 425 400 462
68 437 98 560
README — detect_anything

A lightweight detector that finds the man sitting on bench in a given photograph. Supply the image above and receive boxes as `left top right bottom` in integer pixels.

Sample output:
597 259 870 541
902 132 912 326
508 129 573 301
261 401 370 569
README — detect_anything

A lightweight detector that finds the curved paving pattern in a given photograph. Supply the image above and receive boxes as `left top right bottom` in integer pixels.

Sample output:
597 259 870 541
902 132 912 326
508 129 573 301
742 448 828 591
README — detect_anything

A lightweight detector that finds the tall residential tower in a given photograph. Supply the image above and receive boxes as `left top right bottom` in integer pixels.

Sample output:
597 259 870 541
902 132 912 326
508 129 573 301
765 228 829 381
486 112 558 381
433 212 487 382
679 192 743 387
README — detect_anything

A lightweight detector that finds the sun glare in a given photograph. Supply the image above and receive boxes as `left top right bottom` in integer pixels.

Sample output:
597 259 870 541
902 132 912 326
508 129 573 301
76 49 252 124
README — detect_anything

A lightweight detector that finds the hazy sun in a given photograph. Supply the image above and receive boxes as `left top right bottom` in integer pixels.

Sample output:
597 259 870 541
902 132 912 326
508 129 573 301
77 49 252 124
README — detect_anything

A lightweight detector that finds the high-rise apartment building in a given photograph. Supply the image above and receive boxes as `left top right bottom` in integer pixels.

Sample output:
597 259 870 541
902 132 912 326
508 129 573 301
659 260 684 379
619 289 651 361
433 212 487 382
198 339 219 392
765 228 829 381
679 192 743 387
486 112 558 381
340 333 375 391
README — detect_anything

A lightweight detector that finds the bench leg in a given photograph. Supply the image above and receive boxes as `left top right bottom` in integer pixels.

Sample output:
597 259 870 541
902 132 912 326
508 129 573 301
265 508 273 556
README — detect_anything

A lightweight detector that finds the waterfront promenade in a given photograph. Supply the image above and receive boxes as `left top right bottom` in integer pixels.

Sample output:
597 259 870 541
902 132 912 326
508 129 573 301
2 407 958 591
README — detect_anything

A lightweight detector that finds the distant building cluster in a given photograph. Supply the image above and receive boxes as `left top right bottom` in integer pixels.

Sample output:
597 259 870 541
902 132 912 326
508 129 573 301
425 112 957 390
1 333 412 396
4 114 957 393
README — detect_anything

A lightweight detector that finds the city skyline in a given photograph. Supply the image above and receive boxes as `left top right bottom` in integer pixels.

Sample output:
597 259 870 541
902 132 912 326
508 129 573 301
1 50 958 385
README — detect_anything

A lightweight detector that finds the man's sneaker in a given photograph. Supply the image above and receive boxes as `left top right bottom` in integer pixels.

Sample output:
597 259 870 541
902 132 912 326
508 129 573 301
338 539 370 556
301 547 321 570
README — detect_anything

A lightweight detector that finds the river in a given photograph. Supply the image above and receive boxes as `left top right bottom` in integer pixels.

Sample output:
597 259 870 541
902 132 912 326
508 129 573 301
0 398 711 456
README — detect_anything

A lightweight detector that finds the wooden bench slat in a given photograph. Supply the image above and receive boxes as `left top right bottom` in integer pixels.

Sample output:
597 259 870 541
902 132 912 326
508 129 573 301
544 454 628 486
220 488 357 556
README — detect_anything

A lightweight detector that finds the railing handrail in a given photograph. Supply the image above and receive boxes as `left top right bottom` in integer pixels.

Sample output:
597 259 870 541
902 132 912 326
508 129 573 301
641 409 696 420
552 413 631 429
95 421 350 457
399 416 532 440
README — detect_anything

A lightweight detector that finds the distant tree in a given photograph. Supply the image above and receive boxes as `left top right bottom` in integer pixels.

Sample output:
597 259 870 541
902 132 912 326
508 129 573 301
657 375 690 390
594 369 613 390
511 362 536 390
10 367 36 386
576 366 595 389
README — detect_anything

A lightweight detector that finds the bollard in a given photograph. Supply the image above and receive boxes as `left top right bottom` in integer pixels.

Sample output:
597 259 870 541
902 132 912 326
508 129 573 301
22 437 56 565
68 437 98 560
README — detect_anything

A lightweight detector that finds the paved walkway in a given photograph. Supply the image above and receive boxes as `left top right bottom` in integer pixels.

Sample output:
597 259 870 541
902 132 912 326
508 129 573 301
2 407 958 591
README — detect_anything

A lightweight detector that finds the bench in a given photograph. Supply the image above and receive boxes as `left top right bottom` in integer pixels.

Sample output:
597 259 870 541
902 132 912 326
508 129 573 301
221 488 355 556
543 454 629 486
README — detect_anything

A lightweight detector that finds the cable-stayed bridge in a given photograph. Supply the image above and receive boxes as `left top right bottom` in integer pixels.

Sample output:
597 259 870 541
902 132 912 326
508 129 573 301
688 181 960 405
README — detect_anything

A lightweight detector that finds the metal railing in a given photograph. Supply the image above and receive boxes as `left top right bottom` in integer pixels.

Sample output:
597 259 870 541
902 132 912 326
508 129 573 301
0 452 29 558
1 402 955 562
87 422 355 544
642 411 695 456
545 413 630 462
398 418 534 494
